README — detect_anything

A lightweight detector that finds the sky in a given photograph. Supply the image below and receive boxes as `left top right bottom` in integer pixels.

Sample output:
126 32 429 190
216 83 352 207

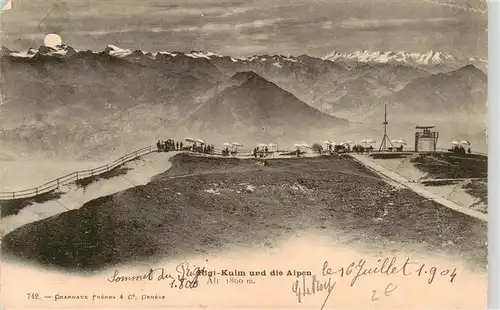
0 0 488 59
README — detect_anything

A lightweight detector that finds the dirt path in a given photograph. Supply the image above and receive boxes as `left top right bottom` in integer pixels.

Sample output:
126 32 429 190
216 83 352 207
350 154 488 222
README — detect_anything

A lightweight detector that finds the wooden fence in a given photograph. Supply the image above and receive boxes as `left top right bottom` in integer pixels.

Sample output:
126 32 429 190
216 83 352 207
0 145 155 200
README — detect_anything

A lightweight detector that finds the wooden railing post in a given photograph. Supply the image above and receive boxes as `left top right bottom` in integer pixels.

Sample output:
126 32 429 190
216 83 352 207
57 178 60 189
76 172 79 180
35 188 38 195
12 192 15 199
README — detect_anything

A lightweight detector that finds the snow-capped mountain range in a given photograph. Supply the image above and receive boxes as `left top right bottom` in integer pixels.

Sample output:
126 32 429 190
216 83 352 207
323 49 472 67
0 44 486 70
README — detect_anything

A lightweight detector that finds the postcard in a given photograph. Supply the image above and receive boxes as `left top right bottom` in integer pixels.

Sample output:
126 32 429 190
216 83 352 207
0 0 488 309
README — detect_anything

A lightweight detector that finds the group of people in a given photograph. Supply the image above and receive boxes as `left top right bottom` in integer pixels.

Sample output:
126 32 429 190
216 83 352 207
198 144 215 154
253 146 269 158
351 145 375 153
157 140 183 152
157 139 216 154
450 145 472 155
221 147 237 156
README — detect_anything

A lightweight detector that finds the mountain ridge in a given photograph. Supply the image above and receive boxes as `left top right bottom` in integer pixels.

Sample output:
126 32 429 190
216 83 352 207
0 44 485 71
0 44 488 157
180 70 348 144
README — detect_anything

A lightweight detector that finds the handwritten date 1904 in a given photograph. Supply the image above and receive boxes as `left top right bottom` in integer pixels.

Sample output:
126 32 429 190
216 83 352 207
322 257 457 287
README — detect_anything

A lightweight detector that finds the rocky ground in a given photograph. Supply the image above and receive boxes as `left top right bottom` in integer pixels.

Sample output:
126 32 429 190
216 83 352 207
1 154 487 273
410 153 487 179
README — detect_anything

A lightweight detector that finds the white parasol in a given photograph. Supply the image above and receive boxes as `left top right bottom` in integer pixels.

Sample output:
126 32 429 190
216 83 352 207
460 140 471 146
185 137 197 143
451 140 461 146
231 142 243 151
360 139 376 144
195 139 205 144
391 139 407 145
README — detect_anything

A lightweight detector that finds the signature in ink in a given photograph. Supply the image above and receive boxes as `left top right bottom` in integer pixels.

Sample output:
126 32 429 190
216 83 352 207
292 274 336 310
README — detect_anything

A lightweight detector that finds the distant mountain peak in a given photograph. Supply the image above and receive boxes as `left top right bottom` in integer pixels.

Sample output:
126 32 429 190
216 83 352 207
231 71 263 81
104 44 132 57
452 64 487 78
322 49 470 68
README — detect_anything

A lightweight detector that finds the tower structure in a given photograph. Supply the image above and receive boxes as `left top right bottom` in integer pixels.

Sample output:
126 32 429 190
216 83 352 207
414 126 439 152
378 104 393 151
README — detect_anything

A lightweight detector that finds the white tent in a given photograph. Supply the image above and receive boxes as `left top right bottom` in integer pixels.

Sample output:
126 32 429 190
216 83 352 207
301 144 311 149
223 142 232 147
195 139 205 144
323 140 333 145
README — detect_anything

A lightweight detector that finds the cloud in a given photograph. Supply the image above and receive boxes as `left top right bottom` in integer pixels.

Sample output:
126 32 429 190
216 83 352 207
148 5 255 18
340 17 462 30
171 26 199 32
218 7 255 17
235 18 284 30
71 27 143 36
219 44 270 55
150 7 224 16
201 23 235 32
422 0 487 15
322 21 333 30
171 18 286 34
